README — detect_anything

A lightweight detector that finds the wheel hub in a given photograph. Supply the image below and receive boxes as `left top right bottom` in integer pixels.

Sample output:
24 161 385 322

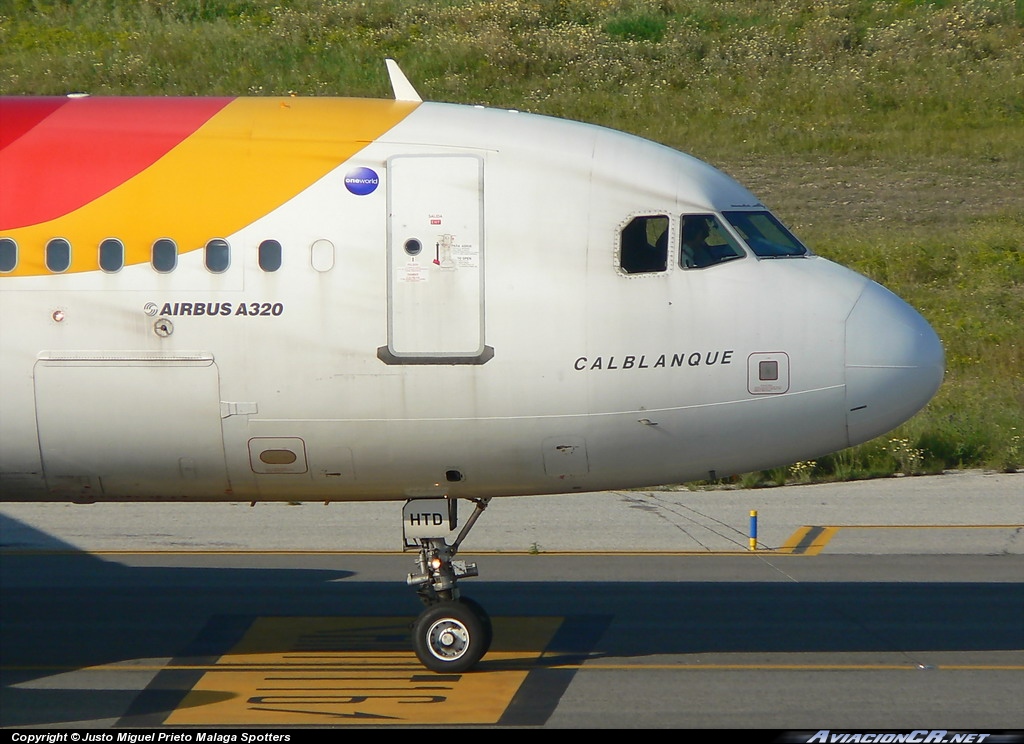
427 618 470 661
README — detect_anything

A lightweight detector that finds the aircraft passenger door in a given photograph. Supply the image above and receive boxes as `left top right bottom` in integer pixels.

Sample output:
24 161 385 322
380 154 492 364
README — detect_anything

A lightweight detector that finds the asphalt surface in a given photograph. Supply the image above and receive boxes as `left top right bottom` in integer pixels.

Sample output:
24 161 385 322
1 468 1020 554
0 470 1021 730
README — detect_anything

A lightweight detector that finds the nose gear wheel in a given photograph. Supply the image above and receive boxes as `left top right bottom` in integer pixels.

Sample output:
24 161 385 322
413 600 486 673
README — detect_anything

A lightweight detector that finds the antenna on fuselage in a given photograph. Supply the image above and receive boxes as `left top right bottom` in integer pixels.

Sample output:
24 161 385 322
386 58 422 103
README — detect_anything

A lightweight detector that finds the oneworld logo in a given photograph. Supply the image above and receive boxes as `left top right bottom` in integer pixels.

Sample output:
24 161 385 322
344 167 380 195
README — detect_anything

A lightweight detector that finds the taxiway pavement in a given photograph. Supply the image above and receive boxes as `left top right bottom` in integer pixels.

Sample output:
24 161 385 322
1 470 1021 729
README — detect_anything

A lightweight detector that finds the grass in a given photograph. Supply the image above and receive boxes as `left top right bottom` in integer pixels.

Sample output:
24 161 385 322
1 0 1021 482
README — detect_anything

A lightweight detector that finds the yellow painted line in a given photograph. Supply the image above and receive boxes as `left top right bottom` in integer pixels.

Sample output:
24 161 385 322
780 526 840 555
837 524 1024 529
0 549 786 556
4 662 1020 673
778 524 1023 555
0 548 782 552
0 549 409 556
3 525 1018 557
559 663 1024 671
164 616 562 726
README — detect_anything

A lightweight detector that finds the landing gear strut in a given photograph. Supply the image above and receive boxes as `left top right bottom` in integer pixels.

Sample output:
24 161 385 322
404 497 492 672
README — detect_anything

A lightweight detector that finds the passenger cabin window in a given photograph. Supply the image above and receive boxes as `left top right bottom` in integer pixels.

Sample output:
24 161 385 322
99 238 124 273
152 238 177 273
205 238 230 273
620 215 669 274
310 238 335 272
0 238 16 272
258 239 282 272
681 215 745 269
723 211 809 257
46 238 71 273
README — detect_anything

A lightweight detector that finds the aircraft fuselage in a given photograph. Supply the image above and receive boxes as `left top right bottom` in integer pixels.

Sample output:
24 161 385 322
0 96 944 503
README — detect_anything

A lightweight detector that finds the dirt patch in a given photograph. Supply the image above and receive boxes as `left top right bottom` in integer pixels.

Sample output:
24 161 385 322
717 156 1024 233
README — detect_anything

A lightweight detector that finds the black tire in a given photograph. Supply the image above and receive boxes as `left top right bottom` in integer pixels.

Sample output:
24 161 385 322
413 601 486 673
458 596 493 655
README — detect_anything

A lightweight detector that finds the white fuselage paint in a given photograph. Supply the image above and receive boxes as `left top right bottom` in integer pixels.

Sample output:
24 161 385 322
0 101 944 503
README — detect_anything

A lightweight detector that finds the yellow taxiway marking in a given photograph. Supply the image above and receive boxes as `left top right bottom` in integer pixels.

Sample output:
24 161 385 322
4 525 1019 557
0 549 771 555
780 526 841 555
164 617 562 726
2 524 1019 561
4 662 1020 673
779 524 1023 556
570 663 1024 671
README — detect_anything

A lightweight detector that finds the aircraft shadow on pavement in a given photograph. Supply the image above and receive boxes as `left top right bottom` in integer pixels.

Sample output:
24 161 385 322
2 513 1022 726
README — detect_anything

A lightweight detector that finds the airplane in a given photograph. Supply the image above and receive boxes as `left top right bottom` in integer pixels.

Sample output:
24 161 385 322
0 60 944 673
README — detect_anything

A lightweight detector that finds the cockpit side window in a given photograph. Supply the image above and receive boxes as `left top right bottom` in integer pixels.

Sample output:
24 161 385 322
619 215 669 274
681 214 744 269
722 211 809 257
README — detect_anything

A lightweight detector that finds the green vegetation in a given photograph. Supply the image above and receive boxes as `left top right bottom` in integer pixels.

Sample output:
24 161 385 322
2 0 1021 482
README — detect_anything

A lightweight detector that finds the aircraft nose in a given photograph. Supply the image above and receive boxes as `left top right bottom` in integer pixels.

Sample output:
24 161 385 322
845 281 945 446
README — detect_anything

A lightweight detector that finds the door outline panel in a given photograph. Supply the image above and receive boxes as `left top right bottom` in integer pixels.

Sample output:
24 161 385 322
379 154 493 365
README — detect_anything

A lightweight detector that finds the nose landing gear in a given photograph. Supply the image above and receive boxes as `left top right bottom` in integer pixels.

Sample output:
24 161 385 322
404 497 492 673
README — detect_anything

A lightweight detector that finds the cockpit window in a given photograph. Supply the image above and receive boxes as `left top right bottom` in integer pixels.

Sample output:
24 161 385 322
722 211 809 258
620 215 669 274
681 214 745 269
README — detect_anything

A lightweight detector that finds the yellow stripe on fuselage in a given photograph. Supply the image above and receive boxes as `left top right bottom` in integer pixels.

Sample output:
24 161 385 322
3 97 418 276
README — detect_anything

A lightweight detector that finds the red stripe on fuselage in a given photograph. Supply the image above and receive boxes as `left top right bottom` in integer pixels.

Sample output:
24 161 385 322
0 96 232 230
0 97 67 150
